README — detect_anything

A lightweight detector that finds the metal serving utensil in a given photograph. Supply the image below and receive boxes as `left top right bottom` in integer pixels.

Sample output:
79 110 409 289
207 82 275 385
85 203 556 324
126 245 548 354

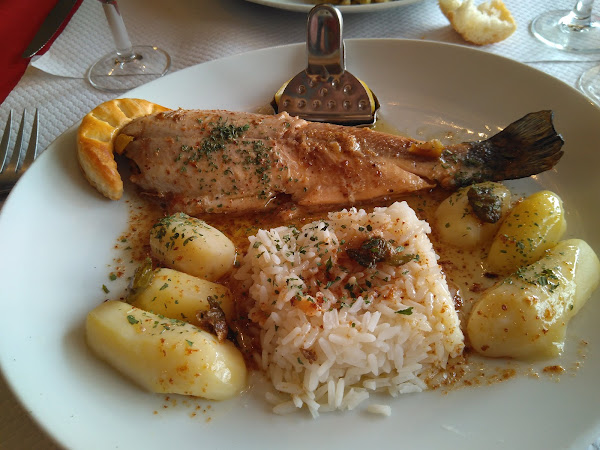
274 4 379 126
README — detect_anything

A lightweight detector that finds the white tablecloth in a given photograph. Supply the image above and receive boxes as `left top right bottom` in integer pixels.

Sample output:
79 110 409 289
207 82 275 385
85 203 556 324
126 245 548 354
1 0 599 448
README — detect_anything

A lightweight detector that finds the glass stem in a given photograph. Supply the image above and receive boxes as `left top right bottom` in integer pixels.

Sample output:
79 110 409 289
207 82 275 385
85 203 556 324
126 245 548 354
100 0 136 61
561 0 596 29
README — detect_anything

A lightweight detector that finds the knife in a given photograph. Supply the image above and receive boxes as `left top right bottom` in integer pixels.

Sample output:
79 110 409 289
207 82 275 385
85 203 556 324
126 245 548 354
22 0 79 58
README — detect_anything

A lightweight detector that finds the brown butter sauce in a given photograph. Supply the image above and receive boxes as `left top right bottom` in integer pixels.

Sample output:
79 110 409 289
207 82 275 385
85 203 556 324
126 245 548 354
114 147 585 394
114 187 544 391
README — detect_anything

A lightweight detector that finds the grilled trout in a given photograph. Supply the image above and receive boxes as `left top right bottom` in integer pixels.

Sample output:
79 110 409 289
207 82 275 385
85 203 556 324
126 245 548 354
116 109 563 216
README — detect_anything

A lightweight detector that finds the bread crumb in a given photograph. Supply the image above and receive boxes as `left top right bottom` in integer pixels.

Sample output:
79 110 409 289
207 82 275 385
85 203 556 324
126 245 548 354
439 0 517 45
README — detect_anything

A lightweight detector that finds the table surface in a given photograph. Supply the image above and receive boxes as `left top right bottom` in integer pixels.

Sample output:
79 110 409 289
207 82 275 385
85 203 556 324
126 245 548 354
1 0 599 448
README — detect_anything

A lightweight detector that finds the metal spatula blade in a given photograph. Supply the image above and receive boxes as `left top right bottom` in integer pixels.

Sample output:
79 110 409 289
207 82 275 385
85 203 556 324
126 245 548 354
274 5 379 126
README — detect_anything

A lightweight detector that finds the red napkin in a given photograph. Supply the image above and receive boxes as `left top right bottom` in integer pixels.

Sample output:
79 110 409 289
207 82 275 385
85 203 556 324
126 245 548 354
0 0 82 104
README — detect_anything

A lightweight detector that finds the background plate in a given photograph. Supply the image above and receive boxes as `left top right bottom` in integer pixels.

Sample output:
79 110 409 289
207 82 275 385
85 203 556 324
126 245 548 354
244 0 424 13
0 39 599 450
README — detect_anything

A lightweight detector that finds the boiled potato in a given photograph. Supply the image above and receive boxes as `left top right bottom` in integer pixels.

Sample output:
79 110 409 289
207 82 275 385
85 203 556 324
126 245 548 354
129 266 234 326
486 190 566 274
434 182 511 249
468 239 600 359
86 301 247 400
150 213 235 281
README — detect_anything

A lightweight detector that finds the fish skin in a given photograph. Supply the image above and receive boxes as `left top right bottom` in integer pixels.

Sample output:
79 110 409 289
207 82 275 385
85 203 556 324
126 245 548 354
118 109 563 216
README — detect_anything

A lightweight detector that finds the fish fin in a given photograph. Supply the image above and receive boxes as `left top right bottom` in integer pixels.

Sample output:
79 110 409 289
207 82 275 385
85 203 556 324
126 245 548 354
453 110 564 186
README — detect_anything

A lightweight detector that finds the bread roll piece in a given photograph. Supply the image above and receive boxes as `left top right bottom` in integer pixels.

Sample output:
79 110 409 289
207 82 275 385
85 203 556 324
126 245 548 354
439 0 516 45
77 98 170 200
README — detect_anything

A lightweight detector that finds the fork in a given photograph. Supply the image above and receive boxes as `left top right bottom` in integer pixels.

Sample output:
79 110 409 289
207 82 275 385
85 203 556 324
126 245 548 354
0 110 39 195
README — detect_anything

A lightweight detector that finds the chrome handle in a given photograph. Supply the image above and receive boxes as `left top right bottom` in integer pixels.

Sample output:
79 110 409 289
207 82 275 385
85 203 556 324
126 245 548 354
306 5 345 77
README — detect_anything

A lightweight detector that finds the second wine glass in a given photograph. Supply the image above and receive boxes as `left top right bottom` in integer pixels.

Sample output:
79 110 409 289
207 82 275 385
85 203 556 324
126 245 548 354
530 0 600 53
87 0 171 92
578 64 600 106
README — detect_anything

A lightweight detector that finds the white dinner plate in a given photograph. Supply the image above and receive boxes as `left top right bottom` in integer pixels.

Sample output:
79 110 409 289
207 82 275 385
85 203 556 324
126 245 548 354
244 0 423 13
1 39 599 450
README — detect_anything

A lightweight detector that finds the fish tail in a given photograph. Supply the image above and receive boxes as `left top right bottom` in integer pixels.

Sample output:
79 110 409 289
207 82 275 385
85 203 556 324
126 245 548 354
451 110 564 187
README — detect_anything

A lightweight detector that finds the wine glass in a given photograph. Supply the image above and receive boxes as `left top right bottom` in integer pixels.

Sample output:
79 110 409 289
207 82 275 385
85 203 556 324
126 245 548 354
530 0 600 52
578 64 600 106
87 0 171 92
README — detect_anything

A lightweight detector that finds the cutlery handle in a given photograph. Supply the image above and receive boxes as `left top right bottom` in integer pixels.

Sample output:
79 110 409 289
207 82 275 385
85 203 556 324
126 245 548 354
306 5 345 78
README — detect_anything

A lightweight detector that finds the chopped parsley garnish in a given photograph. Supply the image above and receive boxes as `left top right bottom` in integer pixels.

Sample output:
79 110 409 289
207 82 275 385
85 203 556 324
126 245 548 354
325 257 333 272
395 307 413 315
127 315 139 325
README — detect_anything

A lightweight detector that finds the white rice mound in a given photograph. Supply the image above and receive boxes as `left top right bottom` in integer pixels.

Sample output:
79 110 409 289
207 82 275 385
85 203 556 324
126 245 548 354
234 201 464 417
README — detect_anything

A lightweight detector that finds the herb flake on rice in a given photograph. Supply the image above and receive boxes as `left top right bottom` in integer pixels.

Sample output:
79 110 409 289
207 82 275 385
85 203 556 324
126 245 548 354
234 201 464 417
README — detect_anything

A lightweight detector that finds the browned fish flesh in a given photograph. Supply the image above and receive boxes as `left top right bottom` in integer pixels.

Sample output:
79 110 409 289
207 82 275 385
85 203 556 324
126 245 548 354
117 109 563 216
